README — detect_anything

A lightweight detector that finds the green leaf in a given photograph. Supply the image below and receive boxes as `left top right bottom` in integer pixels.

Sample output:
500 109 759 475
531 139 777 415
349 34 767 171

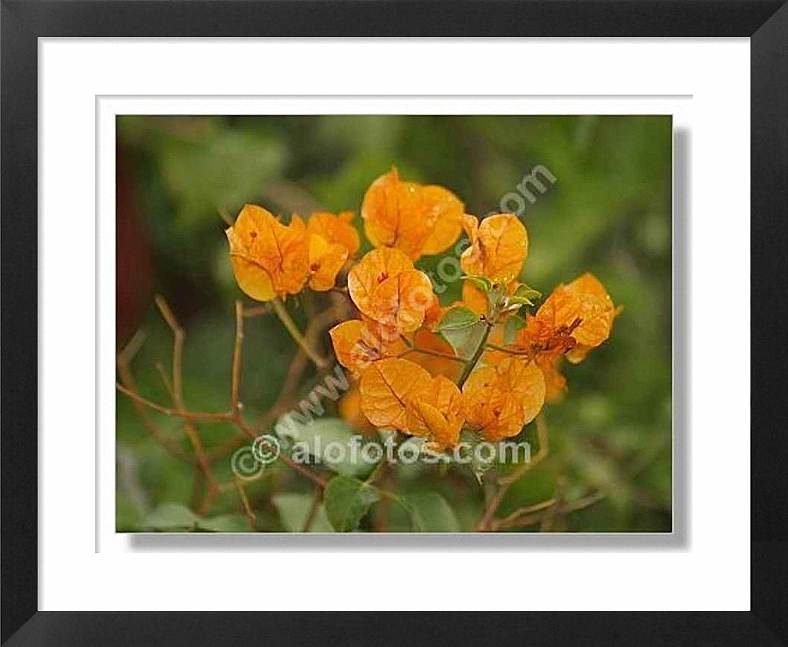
438 306 479 331
272 493 333 532
142 504 250 532
275 417 378 478
506 296 535 307
406 493 461 532
462 275 493 293
438 307 486 357
142 503 199 531
197 514 249 532
504 314 526 344
324 476 381 532
507 284 542 307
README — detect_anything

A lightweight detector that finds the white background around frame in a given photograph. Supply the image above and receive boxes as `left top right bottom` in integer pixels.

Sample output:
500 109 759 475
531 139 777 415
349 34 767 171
40 39 749 610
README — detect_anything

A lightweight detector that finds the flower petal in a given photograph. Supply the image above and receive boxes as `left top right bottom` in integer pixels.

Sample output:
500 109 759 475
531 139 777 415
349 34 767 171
460 213 528 284
360 358 432 429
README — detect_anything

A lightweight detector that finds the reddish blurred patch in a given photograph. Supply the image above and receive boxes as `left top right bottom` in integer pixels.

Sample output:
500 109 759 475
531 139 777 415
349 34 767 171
116 147 153 347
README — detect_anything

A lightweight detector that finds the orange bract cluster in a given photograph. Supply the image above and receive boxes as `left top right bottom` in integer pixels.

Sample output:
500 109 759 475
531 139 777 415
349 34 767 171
362 168 465 260
226 169 619 451
330 246 465 449
360 360 464 451
463 358 545 442
513 272 620 402
226 204 359 301
461 213 529 315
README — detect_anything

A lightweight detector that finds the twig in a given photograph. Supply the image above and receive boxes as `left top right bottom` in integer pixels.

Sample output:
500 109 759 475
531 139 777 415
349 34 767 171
116 383 234 422
397 337 468 364
116 331 189 461
231 300 244 414
458 318 495 388
278 307 340 399
119 292 337 524
540 477 567 532
154 295 184 403
476 413 550 531
484 342 533 357
272 298 329 369
155 362 175 399
488 498 557 531
279 452 327 488
234 477 257 529
155 295 219 514
492 490 607 531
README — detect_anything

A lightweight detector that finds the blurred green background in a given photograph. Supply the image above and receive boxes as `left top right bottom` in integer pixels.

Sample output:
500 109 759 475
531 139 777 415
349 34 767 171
116 115 672 532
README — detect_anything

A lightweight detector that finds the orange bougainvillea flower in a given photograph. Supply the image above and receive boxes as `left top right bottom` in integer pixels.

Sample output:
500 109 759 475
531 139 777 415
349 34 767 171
419 185 466 256
359 357 432 430
536 353 568 403
329 319 408 377
460 213 528 285
307 232 348 292
519 272 619 364
361 168 464 260
405 376 465 449
347 247 434 333
306 211 361 258
462 357 545 441
226 204 309 301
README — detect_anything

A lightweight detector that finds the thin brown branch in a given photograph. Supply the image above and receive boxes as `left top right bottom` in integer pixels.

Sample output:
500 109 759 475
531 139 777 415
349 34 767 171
116 383 234 422
120 292 335 522
155 296 219 514
458 319 494 388
278 452 327 488
484 342 533 357
539 477 567 532
492 491 607 531
476 413 550 531
155 362 175 400
403 346 468 364
272 298 329 369
488 498 557 531
563 491 607 514
154 295 184 403
234 477 257 529
116 331 189 461
118 328 147 367
231 300 244 414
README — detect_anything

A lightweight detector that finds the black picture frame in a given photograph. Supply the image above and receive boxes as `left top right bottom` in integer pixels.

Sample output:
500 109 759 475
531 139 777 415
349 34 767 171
2 1 786 644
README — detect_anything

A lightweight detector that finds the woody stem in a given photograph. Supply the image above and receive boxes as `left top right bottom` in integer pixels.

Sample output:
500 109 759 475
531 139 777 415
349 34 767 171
457 318 495 388
272 298 328 369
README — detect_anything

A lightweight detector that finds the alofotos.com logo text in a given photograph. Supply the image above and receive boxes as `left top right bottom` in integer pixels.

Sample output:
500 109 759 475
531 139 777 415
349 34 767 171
231 432 531 480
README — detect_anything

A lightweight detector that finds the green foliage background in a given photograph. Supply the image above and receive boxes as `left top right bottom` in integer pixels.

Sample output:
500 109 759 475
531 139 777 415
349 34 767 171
116 115 672 532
